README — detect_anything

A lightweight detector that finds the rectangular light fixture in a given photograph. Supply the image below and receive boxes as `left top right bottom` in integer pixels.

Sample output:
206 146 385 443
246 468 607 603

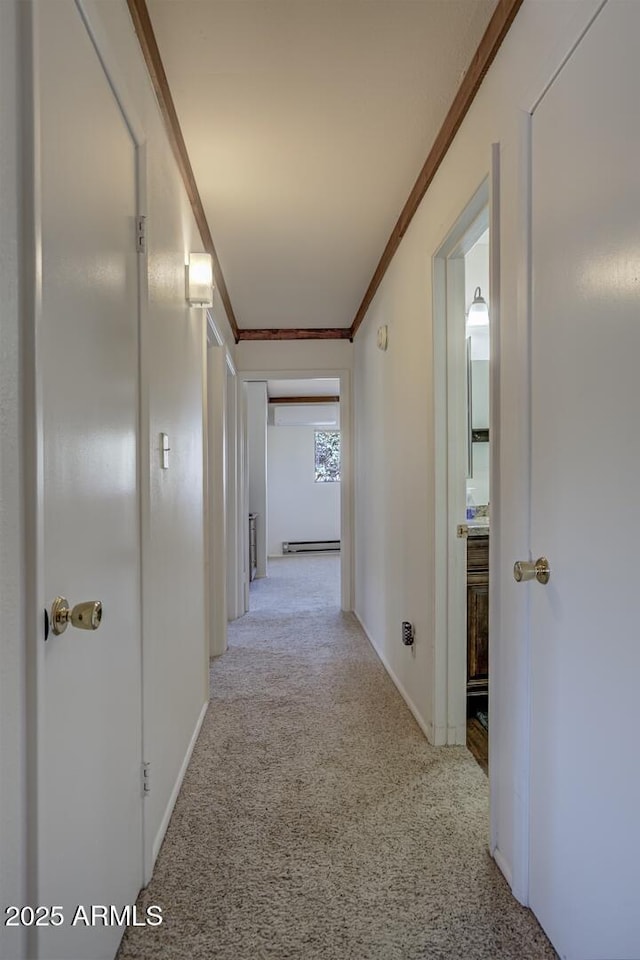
187 252 214 306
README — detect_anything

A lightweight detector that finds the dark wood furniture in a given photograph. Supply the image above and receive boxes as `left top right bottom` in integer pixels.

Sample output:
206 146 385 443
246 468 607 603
467 534 489 696
466 716 488 775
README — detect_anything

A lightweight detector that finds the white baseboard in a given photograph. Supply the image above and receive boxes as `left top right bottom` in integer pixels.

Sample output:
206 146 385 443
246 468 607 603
493 845 514 890
353 610 435 745
448 723 468 746
149 700 209 878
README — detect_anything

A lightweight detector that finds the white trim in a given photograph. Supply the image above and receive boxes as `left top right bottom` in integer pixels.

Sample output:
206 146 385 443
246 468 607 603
225 350 237 378
135 140 152 891
149 700 209 876
206 310 224 347
493 846 514 894
488 142 502 863
505 111 533 907
206 346 228 656
528 0 607 115
225 372 242 621
240 383 250 614
74 0 145 147
0 6 29 957
353 612 436 745
21 1 45 935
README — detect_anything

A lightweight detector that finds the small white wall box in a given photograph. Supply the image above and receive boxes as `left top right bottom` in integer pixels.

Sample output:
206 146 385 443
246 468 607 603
377 325 388 350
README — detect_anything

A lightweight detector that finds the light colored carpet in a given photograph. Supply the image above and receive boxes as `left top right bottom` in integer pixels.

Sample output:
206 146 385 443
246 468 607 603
118 556 555 960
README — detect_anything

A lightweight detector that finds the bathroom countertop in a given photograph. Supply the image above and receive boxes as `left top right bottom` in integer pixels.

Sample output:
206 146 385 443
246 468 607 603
467 517 489 537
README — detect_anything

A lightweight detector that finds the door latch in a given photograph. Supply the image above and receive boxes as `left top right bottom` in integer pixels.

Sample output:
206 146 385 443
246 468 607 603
50 597 103 636
513 557 551 585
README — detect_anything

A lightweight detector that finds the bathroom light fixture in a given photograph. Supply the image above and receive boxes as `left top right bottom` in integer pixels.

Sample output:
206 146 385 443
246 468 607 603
466 286 489 327
186 252 214 306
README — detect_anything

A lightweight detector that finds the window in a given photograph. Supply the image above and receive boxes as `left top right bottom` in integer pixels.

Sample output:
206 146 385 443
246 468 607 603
314 431 340 482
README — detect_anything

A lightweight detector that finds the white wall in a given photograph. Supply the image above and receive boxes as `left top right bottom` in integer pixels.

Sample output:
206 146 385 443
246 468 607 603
0 4 28 958
352 0 603 903
246 381 268 577
267 426 341 555
237 339 352 374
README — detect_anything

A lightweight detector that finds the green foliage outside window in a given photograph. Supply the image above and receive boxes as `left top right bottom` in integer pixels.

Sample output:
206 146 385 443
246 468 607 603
314 431 340 482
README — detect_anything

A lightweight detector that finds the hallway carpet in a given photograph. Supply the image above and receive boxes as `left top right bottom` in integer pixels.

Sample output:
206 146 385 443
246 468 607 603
118 556 555 960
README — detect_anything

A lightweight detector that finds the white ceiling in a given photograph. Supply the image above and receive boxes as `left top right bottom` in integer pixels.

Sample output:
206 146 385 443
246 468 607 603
267 378 340 398
147 0 498 330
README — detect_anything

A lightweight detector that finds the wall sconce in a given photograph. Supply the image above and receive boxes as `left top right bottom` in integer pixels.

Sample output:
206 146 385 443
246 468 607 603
466 286 489 327
186 252 214 306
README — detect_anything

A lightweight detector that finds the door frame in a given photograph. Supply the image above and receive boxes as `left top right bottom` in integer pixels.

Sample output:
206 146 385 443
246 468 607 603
205 313 236 652
238 368 354 613
0 4 29 958
205 315 243 624
225 356 243 621
432 150 501 843
432 175 492 746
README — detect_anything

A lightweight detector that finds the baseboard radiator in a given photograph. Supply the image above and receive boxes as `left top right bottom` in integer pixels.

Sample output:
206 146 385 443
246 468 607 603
282 540 340 554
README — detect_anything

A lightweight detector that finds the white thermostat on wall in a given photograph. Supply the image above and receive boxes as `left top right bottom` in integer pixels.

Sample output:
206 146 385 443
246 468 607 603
377 325 388 351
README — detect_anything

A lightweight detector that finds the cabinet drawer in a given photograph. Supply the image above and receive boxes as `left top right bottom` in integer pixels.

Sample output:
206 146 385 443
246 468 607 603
467 536 489 572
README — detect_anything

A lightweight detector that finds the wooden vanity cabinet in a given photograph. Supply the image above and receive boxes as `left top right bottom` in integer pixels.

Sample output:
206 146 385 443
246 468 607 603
467 535 489 695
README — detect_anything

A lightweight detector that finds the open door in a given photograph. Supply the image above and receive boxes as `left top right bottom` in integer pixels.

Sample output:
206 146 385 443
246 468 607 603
528 4 640 957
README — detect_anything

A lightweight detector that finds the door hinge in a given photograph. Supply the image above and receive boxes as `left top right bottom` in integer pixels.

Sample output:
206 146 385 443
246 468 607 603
136 216 146 254
142 761 151 795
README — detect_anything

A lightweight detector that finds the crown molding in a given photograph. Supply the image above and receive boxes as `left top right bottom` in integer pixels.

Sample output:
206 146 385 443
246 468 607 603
237 328 352 342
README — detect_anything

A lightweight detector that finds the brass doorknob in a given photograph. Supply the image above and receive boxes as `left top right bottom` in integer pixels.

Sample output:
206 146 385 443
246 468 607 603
513 557 551 585
50 597 103 635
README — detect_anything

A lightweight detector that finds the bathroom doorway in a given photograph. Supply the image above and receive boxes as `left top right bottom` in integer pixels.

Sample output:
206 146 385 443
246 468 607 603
433 171 497 776
463 228 490 772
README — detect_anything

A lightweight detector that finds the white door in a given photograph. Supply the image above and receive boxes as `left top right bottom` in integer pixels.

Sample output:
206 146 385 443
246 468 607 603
529 4 640 958
35 3 142 958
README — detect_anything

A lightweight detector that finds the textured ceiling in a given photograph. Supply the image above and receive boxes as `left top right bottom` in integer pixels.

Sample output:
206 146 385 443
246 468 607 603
147 0 498 330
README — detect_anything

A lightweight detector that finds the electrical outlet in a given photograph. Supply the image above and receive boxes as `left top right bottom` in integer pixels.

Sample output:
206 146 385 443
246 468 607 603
402 621 414 646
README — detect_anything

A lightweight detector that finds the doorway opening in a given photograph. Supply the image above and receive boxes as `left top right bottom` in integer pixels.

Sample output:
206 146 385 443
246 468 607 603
463 228 490 772
433 172 497 777
240 371 352 615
